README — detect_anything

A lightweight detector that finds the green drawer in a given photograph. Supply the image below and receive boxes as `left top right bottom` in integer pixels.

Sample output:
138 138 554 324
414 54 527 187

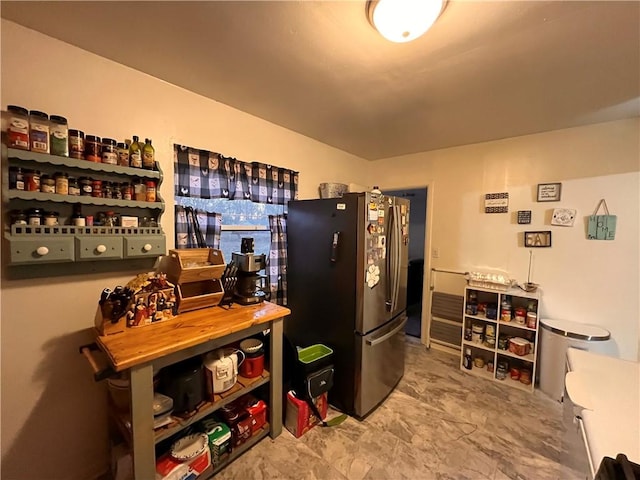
75 235 123 261
8 236 75 265
123 235 166 258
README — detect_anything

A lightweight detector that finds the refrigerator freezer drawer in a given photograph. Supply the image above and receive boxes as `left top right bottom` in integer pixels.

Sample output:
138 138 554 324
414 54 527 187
355 314 407 417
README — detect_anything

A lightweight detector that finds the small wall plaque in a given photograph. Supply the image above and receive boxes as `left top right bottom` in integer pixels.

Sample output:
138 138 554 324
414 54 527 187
537 183 562 202
524 230 552 248
485 192 509 213
551 208 576 226
517 210 532 224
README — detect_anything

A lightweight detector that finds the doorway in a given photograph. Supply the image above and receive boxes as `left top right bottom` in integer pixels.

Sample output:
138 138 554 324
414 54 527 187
384 187 427 338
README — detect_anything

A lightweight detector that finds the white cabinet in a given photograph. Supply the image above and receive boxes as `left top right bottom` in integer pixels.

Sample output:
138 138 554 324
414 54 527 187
460 286 540 392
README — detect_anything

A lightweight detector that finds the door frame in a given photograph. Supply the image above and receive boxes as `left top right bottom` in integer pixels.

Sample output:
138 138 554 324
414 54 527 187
382 181 435 347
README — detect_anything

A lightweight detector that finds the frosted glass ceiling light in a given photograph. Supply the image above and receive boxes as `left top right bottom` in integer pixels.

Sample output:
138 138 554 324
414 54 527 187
367 0 446 43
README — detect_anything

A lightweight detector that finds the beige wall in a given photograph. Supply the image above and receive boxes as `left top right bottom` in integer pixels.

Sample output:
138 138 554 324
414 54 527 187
370 118 640 361
0 20 368 480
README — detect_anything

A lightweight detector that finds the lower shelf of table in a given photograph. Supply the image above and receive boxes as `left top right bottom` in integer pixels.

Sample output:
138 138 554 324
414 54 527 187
203 424 270 478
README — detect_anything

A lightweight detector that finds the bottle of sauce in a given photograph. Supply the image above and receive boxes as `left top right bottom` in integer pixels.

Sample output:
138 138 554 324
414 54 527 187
129 135 142 168
463 348 472 370
142 138 155 170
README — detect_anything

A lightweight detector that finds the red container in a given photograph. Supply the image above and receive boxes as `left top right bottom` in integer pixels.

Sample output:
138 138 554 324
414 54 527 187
246 399 267 434
240 354 264 378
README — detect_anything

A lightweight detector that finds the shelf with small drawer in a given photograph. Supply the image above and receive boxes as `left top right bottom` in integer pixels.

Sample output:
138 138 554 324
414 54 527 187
3 145 166 269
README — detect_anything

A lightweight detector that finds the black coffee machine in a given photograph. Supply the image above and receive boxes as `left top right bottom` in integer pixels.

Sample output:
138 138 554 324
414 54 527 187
231 237 267 305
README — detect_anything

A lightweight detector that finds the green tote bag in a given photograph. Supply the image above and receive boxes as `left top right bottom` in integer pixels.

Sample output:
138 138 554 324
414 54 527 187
587 199 617 240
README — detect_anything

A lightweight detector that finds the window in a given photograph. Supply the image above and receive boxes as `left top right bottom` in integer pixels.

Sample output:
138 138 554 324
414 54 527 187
175 196 284 262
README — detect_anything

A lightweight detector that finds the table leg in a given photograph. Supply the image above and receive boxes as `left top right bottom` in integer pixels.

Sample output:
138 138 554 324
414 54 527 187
129 364 155 479
269 318 283 438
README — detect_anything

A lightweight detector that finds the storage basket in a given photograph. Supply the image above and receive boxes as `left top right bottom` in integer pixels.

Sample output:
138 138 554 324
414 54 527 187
319 183 348 199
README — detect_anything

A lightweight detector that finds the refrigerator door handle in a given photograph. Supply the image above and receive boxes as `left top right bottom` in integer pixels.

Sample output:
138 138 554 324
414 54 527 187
331 231 340 263
366 316 408 346
385 205 394 311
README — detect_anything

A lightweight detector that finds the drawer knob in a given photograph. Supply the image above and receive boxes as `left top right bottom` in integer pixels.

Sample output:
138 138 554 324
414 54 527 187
36 246 49 256
143 243 152 252
96 245 107 254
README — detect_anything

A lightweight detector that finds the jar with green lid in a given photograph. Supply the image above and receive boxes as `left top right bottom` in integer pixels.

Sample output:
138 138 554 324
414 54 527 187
49 115 69 156
29 110 50 153
54 172 69 195
40 174 55 194
68 129 85 159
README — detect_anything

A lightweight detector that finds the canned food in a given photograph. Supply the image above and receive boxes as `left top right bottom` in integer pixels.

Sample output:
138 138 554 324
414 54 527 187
25 170 41 192
55 172 69 195
101 138 118 164
92 180 103 198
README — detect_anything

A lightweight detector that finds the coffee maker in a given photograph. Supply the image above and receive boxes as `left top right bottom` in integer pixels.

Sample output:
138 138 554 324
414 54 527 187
231 237 267 305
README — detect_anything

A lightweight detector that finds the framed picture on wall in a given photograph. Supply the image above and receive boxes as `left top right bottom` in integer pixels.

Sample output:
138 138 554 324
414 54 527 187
537 183 562 202
524 231 552 247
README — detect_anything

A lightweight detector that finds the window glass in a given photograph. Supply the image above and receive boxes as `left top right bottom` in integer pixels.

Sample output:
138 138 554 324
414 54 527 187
175 197 284 261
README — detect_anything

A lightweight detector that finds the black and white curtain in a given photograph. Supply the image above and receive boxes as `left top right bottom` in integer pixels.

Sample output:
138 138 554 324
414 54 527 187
268 215 288 305
174 205 222 249
174 144 298 205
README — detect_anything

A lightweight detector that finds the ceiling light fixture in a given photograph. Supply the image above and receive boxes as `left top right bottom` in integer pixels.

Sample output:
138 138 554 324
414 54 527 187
366 0 446 43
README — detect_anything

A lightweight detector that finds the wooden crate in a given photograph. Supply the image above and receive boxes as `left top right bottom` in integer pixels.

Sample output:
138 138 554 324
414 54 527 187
166 248 226 284
175 278 224 313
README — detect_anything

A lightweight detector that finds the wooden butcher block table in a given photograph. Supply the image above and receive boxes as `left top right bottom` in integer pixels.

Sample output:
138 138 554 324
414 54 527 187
95 301 290 479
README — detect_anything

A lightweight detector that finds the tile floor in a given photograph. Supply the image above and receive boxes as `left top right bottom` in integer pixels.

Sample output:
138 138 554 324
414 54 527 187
217 338 589 479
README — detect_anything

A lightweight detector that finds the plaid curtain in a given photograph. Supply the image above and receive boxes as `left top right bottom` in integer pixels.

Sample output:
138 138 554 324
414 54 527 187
268 215 288 305
175 144 297 204
175 205 222 249
251 162 298 205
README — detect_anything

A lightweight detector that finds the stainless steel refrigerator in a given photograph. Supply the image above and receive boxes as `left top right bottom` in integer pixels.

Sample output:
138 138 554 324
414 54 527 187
285 192 409 418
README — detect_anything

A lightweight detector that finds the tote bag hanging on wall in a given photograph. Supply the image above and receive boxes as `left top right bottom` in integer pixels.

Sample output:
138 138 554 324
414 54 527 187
587 199 617 240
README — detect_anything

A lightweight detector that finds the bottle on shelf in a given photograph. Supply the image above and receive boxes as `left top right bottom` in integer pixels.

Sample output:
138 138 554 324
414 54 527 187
463 348 473 370
129 135 143 168
142 138 155 170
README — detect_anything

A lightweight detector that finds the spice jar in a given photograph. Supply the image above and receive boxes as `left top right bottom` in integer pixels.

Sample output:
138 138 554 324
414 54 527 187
9 167 25 190
112 182 123 200
133 180 146 201
526 312 537 329
68 177 80 196
84 135 101 162
92 179 103 198
3 105 30 150
102 181 113 199
10 210 27 225
49 115 69 156
29 110 50 153
68 129 85 159
79 177 93 196
25 169 41 192
27 208 43 226
40 174 56 193
145 180 157 202
121 182 133 201
117 142 130 167
43 211 59 226
101 138 118 164
54 172 69 195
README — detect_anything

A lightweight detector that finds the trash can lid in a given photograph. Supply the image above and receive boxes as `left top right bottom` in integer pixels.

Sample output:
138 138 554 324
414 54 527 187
540 318 610 341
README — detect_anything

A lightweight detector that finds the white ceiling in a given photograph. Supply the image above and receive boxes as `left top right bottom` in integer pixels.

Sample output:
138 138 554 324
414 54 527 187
2 1 639 160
